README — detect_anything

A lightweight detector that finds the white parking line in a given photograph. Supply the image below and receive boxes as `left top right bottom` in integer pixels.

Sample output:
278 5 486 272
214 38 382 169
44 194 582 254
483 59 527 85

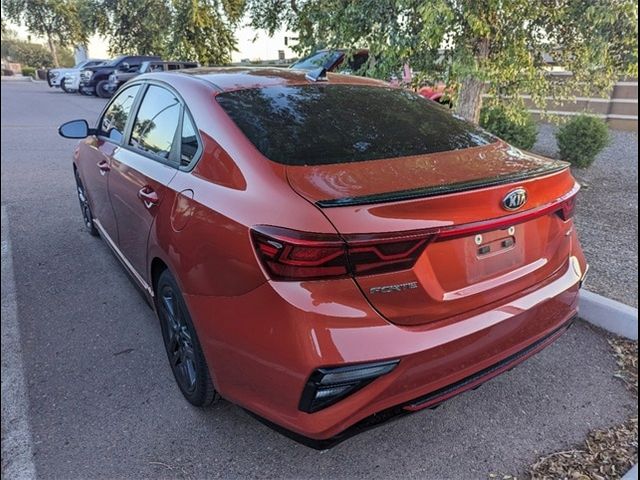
1 205 37 480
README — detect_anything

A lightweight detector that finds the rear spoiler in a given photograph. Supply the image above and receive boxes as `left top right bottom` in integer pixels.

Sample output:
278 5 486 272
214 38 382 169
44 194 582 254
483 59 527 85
316 162 569 208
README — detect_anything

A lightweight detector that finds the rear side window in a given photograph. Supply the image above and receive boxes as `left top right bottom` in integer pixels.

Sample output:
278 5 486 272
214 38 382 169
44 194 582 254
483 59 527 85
180 115 200 168
216 85 497 166
100 84 141 143
129 85 181 159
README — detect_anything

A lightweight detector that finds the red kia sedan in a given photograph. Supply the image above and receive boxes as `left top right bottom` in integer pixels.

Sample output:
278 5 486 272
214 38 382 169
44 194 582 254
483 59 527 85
59 68 588 448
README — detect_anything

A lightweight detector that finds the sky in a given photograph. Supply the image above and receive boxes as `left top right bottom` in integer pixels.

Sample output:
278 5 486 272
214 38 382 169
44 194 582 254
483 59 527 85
6 18 297 63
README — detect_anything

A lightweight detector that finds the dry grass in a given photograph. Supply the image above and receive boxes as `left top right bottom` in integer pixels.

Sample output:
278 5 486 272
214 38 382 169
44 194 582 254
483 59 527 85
524 337 638 480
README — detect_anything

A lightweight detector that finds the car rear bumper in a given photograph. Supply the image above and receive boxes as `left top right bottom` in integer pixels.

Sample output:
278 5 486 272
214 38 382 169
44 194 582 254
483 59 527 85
249 316 575 449
184 255 585 444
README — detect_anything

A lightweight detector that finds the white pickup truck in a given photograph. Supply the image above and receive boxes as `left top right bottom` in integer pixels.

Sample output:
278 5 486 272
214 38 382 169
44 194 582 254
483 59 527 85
47 59 106 92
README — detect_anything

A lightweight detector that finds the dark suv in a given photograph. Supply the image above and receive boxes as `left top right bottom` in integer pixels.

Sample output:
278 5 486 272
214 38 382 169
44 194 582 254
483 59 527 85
79 55 161 97
105 60 199 96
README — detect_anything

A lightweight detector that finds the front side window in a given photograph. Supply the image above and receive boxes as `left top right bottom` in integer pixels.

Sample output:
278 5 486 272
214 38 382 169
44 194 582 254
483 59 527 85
216 85 497 166
129 85 181 159
100 84 141 143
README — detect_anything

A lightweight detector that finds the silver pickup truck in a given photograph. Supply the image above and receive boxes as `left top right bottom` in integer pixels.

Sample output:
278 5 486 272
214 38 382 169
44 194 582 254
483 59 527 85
106 60 199 96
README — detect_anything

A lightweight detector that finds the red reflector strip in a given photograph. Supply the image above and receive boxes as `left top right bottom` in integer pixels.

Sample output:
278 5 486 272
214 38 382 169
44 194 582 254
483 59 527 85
437 183 580 240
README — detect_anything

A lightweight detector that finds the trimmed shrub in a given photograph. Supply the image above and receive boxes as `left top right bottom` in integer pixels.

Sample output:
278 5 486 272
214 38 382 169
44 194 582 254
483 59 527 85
480 105 538 150
555 114 610 168
21 66 36 77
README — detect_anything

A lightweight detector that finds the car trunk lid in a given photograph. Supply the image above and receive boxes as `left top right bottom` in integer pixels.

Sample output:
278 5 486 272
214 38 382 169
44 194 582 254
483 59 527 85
286 143 577 326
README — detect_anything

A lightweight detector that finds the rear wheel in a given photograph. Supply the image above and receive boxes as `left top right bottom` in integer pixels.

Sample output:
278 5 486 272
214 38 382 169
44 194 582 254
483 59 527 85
156 269 218 407
95 80 112 98
74 169 99 236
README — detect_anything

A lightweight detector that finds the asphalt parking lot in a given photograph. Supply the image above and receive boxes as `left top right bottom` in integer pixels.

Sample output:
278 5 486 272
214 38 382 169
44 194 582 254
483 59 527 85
1 81 636 479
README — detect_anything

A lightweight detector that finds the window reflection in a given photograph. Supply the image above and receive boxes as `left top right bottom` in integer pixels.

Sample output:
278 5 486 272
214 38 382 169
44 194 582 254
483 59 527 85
101 85 141 143
130 85 180 159
217 85 497 166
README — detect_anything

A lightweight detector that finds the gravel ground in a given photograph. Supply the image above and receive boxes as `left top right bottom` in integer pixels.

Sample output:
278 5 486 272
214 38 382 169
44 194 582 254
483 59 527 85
532 123 639 308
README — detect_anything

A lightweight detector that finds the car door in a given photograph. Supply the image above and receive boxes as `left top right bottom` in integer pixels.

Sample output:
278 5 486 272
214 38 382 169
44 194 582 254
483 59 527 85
79 84 142 242
107 83 181 279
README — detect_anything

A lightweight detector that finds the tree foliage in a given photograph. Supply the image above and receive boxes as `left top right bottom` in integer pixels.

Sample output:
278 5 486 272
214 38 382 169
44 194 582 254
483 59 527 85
247 0 638 123
1 37 74 67
97 0 244 64
169 0 245 65
1 0 91 66
98 0 172 56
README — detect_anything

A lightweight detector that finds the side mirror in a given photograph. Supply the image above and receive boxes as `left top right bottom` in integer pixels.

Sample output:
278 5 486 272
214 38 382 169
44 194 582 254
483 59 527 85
121 62 130 71
58 119 92 139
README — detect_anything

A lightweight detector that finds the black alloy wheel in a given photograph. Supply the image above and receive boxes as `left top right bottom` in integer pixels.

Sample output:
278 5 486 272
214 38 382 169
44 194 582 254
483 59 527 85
74 170 99 236
156 269 218 407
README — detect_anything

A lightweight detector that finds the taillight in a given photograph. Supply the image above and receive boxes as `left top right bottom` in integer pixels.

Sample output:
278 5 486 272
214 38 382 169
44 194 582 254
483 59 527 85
556 193 577 221
252 186 578 281
251 226 433 281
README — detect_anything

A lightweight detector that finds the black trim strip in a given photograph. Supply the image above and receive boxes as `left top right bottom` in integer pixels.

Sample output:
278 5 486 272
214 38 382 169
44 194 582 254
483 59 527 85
406 318 573 409
316 163 568 208
246 316 575 449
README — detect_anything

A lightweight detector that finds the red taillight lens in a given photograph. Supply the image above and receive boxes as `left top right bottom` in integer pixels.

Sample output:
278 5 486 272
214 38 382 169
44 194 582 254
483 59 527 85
556 193 577 221
252 186 578 281
344 233 433 275
252 227 349 280
251 226 433 281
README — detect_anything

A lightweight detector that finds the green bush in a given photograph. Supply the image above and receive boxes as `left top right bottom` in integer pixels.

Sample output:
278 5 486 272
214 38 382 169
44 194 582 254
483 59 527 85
480 105 538 150
555 114 610 168
21 67 36 77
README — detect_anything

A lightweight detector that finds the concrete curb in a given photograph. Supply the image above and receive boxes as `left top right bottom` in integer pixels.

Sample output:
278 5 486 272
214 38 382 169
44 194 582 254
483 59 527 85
0 76 31 82
579 290 638 340
622 464 638 480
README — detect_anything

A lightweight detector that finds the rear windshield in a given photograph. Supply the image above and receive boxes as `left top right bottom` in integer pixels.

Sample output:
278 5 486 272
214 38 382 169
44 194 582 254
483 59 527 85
216 85 497 166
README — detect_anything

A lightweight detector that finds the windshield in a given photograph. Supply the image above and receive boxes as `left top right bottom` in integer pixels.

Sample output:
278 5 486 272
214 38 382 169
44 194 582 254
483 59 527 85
216 85 497 166
105 56 127 67
290 51 343 71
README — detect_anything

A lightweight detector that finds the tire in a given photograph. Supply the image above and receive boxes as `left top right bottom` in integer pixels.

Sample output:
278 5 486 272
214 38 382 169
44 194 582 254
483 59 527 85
95 80 112 98
156 269 218 407
74 169 99 237
60 77 76 93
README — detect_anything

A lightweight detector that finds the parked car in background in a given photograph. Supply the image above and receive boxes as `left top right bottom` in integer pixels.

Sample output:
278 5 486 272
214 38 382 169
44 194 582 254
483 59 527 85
291 49 450 105
290 48 369 74
105 60 199 96
58 67 587 448
79 55 161 97
418 83 450 104
47 59 106 90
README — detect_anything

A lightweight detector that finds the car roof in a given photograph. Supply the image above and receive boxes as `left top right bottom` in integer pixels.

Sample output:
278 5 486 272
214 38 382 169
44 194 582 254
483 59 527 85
144 66 388 93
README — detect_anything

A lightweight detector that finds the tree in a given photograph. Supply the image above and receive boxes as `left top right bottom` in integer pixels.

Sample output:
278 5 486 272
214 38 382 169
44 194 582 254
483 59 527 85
96 0 244 64
169 0 245 65
247 0 638 123
1 38 54 66
98 0 172 56
1 0 86 67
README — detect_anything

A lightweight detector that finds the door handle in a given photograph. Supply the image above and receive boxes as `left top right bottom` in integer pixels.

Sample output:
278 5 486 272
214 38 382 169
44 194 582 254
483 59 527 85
138 186 159 208
97 160 110 175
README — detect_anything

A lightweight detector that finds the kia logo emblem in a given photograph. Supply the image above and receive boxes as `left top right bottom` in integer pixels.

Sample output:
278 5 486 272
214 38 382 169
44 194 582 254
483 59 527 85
502 188 527 211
